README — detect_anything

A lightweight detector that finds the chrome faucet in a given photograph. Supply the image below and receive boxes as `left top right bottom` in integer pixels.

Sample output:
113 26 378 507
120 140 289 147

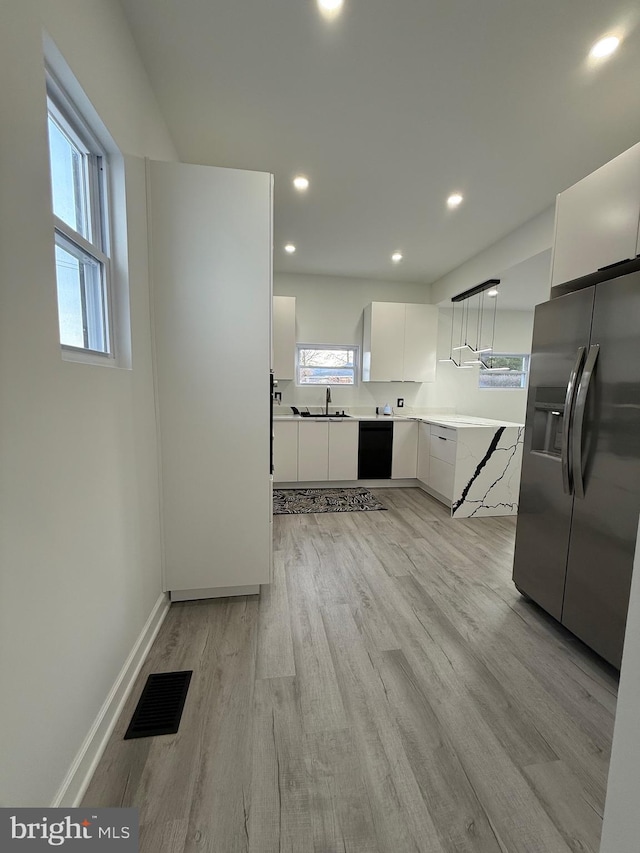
325 386 331 416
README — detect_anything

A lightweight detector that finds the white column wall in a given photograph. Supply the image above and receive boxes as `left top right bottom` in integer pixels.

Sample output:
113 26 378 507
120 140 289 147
0 0 176 806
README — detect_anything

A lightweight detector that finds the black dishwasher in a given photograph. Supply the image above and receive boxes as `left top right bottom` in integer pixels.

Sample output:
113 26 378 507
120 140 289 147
358 421 393 479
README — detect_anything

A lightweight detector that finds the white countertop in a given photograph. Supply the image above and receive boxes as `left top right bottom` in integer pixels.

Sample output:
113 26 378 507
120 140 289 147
273 413 411 422
273 412 523 428
419 414 524 429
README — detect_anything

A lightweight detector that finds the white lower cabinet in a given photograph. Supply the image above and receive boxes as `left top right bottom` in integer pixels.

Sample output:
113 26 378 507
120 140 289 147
391 421 418 479
328 421 359 480
426 424 457 502
428 456 455 501
417 422 430 483
273 421 299 482
298 421 329 481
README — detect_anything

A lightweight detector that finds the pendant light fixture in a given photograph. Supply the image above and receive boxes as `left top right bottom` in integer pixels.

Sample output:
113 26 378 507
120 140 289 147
448 278 501 368
438 299 473 367
438 300 458 365
482 285 511 371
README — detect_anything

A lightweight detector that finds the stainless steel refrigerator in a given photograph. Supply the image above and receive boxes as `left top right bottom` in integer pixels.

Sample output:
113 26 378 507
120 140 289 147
513 265 640 668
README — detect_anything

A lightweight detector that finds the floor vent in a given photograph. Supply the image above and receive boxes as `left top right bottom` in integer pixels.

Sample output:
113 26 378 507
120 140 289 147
124 671 193 740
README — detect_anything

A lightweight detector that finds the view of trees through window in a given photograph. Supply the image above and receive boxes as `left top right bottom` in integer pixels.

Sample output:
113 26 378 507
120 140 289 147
297 346 357 385
479 354 530 389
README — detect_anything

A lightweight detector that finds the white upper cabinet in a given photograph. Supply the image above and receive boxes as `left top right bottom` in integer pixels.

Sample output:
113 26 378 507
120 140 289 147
362 301 438 382
273 295 296 379
363 302 405 381
404 303 438 382
551 142 640 288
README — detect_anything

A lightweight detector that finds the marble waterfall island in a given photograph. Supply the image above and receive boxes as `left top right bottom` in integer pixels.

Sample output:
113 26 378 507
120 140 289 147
451 425 524 518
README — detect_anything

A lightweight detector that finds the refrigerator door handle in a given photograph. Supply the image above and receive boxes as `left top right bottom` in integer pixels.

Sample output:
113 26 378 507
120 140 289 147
561 347 586 494
571 344 600 500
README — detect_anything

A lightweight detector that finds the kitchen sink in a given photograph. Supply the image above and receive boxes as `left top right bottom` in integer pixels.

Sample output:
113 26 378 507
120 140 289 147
299 412 351 418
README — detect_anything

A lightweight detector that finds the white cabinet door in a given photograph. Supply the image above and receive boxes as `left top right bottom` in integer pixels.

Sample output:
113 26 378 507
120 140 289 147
417 422 431 483
404 304 438 382
429 457 455 501
392 421 418 479
364 302 405 381
328 421 359 480
551 142 640 287
273 421 298 482
298 421 329 481
272 295 296 379
148 160 272 595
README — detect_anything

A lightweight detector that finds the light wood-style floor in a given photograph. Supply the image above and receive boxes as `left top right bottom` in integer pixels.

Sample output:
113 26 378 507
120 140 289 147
84 487 618 853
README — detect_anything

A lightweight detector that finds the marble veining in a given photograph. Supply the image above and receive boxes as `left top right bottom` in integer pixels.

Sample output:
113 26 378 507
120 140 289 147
452 426 524 518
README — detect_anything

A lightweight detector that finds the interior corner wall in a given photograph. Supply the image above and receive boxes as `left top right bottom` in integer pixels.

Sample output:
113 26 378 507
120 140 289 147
273 272 445 411
0 0 176 806
434 309 535 423
430 207 555 305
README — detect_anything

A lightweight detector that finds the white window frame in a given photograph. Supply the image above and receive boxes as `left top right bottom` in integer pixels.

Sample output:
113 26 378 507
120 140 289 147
296 344 360 387
478 353 530 390
47 73 114 361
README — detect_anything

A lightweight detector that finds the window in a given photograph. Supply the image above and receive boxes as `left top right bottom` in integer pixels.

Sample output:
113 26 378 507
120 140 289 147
47 81 111 356
296 345 358 385
479 354 530 389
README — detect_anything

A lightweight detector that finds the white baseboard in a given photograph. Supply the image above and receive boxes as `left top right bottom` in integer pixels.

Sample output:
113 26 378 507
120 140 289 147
170 585 260 601
416 480 452 507
51 592 171 807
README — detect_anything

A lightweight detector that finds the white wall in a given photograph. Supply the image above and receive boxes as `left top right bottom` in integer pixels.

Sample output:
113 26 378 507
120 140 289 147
435 308 535 423
600 518 640 853
274 273 447 412
430 207 554 305
0 0 176 806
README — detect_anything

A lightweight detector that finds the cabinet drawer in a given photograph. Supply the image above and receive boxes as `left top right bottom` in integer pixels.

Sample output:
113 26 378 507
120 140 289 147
430 424 457 441
430 433 457 465
429 456 454 501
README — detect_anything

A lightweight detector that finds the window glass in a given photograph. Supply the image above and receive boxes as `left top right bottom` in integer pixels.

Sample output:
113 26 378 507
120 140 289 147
479 354 530 389
46 84 111 357
297 346 358 385
55 237 107 352
48 115 89 239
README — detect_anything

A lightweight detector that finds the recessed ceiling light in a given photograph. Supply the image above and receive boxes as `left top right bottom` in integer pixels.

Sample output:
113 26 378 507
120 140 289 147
318 0 344 13
293 175 309 191
487 289 499 297
447 193 464 209
590 35 621 59
391 252 403 263
284 243 296 254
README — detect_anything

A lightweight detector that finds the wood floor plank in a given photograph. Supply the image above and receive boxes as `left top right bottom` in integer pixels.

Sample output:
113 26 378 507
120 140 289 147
321 602 447 853
181 597 258 853
401 551 611 810
285 531 348 734
305 728 381 853
249 677 314 853
377 647 505 853
523 760 602 852
256 550 296 679
83 488 616 853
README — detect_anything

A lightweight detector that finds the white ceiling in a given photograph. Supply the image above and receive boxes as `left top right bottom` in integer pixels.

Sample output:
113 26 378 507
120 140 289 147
119 0 640 287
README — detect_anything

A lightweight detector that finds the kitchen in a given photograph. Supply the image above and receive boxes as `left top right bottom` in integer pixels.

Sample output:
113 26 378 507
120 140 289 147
2 2 639 849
